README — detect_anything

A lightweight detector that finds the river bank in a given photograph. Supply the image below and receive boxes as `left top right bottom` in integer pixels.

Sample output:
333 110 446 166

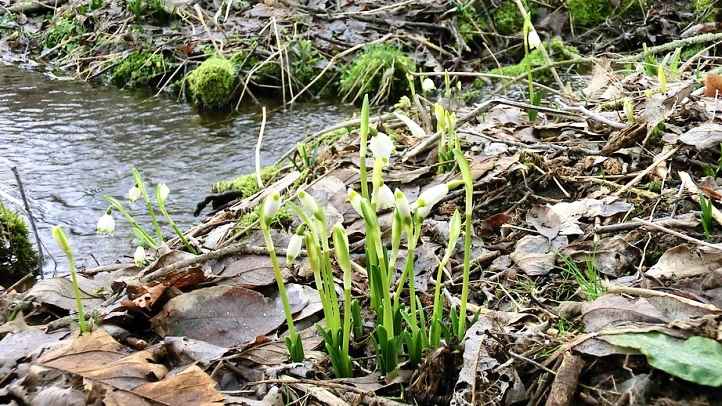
4 1 722 405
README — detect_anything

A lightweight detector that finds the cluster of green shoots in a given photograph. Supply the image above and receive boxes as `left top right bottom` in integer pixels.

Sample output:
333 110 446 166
699 194 714 241
260 95 476 377
559 253 605 301
99 168 197 261
436 103 459 173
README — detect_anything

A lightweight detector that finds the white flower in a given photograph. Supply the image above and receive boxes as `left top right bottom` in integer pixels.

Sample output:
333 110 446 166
262 192 282 220
127 185 141 203
133 246 146 267
413 183 449 218
527 28 541 50
298 191 319 216
286 234 303 264
157 183 170 204
368 133 394 162
373 184 395 211
421 78 436 93
96 212 115 234
394 189 412 223
347 189 363 217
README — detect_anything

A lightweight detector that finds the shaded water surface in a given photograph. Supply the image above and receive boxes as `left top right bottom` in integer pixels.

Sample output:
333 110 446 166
0 63 350 274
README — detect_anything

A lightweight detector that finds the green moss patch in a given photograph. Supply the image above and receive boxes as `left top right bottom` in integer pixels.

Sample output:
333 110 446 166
494 0 527 35
186 56 236 110
340 44 416 105
567 0 644 26
212 166 280 196
489 37 580 81
693 0 719 22
0 202 37 286
111 51 168 88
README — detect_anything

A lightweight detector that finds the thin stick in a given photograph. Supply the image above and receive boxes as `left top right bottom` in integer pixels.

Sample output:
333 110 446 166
255 106 267 188
613 147 678 197
619 32 722 63
632 217 722 252
11 167 43 277
287 33 393 105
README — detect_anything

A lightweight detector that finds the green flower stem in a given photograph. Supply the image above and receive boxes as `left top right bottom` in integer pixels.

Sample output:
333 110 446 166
105 196 157 248
361 199 394 338
403 223 420 330
359 95 370 200
132 169 163 242
260 220 301 358
454 149 474 338
393 220 420 311
158 204 197 254
52 226 89 334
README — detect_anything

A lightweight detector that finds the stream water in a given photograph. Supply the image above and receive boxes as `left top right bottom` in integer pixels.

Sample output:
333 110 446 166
0 63 351 275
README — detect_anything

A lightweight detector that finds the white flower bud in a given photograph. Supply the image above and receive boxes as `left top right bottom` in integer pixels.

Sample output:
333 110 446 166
394 189 412 223
421 78 436 93
372 184 395 211
414 183 449 218
528 28 541 50
127 185 141 203
286 234 303 264
262 192 282 220
368 132 394 162
298 191 319 216
96 212 115 234
157 183 170 204
347 189 363 217
133 246 146 267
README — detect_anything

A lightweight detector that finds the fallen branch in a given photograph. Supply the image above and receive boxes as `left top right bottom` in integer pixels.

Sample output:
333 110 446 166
618 32 722 63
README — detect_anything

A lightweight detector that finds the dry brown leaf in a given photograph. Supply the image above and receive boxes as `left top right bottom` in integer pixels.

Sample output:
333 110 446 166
151 284 310 347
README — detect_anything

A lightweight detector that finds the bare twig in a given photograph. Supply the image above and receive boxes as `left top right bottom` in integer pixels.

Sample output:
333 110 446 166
11 167 43 277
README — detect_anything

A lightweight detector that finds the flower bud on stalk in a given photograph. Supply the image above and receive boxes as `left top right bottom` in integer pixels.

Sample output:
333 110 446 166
157 183 170 205
347 189 363 217
96 210 115 234
286 234 303 264
133 246 146 267
372 184 395 211
262 192 282 221
298 191 320 218
394 189 412 225
127 185 141 202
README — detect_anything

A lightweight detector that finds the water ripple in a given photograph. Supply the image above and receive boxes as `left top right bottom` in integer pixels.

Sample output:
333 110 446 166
0 63 351 275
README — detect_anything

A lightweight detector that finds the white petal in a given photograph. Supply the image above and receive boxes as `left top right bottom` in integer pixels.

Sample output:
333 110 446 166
373 184 395 211
394 189 412 222
158 183 170 203
418 183 449 207
262 192 281 219
368 133 394 161
528 29 541 50
347 189 363 217
421 78 436 93
286 234 303 263
127 186 141 203
298 191 319 215
96 213 115 234
133 246 146 267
